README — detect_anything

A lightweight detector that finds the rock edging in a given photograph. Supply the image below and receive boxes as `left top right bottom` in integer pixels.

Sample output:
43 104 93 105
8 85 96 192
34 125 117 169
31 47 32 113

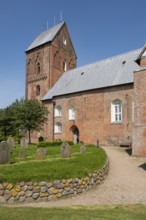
0 159 109 204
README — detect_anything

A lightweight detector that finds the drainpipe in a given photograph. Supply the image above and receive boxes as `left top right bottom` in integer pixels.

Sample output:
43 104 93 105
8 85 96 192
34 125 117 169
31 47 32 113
52 100 56 141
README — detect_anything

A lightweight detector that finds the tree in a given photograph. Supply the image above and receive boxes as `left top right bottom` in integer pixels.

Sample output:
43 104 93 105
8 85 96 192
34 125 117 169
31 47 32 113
0 99 48 143
17 99 48 143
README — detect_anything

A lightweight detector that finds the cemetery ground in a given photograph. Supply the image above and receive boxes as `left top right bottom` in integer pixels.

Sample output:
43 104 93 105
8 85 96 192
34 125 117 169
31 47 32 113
0 142 106 184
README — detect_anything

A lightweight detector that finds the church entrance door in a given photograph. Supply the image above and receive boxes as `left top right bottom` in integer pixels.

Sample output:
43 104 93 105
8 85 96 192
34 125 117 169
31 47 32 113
70 125 79 144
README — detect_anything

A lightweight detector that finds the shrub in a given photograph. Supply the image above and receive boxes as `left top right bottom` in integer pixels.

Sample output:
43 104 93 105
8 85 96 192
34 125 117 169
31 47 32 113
37 140 73 148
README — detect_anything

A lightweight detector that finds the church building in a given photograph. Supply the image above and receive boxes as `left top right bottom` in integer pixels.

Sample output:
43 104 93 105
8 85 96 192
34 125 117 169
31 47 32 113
25 21 146 156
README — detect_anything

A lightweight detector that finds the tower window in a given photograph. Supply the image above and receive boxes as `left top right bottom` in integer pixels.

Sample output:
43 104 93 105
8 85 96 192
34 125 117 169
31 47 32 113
63 36 67 45
37 62 41 74
63 60 67 71
36 85 40 96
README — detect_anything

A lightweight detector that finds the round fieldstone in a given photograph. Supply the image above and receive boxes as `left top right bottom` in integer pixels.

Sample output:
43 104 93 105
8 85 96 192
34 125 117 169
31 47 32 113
7 197 15 204
39 181 46 186
0 190 4 196
19 182 25 187
19 196 26 202
25 191 32 197
41 186 48 193
32 193 39 199
0 184 4 190
0 196 6 203
46 182 53 188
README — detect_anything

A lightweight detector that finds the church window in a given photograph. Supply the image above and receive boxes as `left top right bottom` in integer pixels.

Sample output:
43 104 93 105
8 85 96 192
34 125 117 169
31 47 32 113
69 106 75 120
55 106 62 117
63 60 67 71
54 122 62 133
36 85 40 96
63 36 67 45
111 100 122 123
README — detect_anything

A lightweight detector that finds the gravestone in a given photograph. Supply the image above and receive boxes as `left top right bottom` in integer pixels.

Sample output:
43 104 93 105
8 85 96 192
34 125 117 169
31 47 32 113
80 144 86 154
20 137 28 148
60 142 71 158
0 142 10 164
19 150 26 159
7 136 15 151
35 148 46 160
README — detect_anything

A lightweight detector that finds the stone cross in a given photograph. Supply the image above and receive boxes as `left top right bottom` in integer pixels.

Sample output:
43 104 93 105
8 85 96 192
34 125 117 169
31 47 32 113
35 148 46 160
0 141 10 164
80 144 86 154
20 137 28 148
7 136 15 151
60 142 71 158
19 149 26 159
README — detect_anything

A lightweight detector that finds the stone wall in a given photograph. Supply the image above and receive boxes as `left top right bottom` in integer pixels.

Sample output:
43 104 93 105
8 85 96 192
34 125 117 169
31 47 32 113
0 159 109 204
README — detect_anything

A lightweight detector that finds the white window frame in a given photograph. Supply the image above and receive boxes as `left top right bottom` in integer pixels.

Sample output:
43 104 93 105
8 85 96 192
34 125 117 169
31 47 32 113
111 100 122 123
54 106 62 117
69 107 75 120
54 122 62 133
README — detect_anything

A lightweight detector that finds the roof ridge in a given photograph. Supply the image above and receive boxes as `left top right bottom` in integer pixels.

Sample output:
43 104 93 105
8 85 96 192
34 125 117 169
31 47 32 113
62 47 142 75
40 21 65 35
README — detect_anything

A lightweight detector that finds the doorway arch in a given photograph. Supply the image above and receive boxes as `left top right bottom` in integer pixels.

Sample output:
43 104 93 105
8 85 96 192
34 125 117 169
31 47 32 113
69 125 79 144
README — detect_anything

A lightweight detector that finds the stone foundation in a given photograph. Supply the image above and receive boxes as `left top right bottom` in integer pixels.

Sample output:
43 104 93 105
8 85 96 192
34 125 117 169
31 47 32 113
0 159 109 204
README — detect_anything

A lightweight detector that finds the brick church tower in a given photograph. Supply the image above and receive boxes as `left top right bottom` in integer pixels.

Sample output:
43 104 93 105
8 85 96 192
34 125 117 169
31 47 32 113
25 21 77 101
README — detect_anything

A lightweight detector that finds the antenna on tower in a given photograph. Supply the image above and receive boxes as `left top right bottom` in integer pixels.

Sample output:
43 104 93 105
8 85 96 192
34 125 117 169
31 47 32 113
60 11 63 21
47 20 48 29
54 16 56 26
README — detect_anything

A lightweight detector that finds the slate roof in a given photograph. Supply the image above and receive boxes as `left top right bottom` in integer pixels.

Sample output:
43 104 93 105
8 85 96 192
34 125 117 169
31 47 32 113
26 21 65 52
42 48 142 101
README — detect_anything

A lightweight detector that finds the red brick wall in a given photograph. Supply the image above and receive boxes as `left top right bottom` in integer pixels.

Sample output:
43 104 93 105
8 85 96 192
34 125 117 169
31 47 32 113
133 68 146 156
26 24 76 101
43 84 133 146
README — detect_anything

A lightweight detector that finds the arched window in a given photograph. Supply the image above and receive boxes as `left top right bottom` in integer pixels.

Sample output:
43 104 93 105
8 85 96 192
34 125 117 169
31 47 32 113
37 62 40 74
54 122 62 133
55 106 62 117
111 100 122 123
54 51 61 69
69 106 75 120
63 59 67 71
36 85 40 96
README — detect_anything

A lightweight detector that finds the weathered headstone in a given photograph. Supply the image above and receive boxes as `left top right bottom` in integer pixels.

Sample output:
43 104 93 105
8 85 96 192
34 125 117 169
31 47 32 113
35 148 46 160
60 142 71 158
0 142 10 164
20 137 28 148
80 144 86 154
19 150 26 159
7 136 15 151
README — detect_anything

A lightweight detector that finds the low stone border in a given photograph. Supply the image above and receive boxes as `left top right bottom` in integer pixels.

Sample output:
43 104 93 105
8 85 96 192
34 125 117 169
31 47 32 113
0 159 109 204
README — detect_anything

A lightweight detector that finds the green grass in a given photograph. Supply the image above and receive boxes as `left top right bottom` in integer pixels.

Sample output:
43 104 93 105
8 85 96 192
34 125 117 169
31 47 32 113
0 144 107 183
0 205 146 220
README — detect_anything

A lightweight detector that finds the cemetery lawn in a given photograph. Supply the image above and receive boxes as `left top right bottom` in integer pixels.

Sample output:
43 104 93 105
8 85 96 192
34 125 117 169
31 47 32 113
0 205 146 220
0 144 107 183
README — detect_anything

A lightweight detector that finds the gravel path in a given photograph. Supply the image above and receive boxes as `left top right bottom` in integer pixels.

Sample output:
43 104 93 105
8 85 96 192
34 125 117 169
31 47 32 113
11 146 146 207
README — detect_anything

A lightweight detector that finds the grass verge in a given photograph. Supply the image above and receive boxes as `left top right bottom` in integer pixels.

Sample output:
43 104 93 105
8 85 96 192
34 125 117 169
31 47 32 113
0 205 146 220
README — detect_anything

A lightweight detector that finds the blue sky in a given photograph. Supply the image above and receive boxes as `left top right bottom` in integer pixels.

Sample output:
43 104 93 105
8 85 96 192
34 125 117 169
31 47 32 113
1 0 146 108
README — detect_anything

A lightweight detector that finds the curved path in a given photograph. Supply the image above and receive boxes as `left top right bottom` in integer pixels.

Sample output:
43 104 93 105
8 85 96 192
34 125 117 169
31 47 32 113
12 146 146 207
